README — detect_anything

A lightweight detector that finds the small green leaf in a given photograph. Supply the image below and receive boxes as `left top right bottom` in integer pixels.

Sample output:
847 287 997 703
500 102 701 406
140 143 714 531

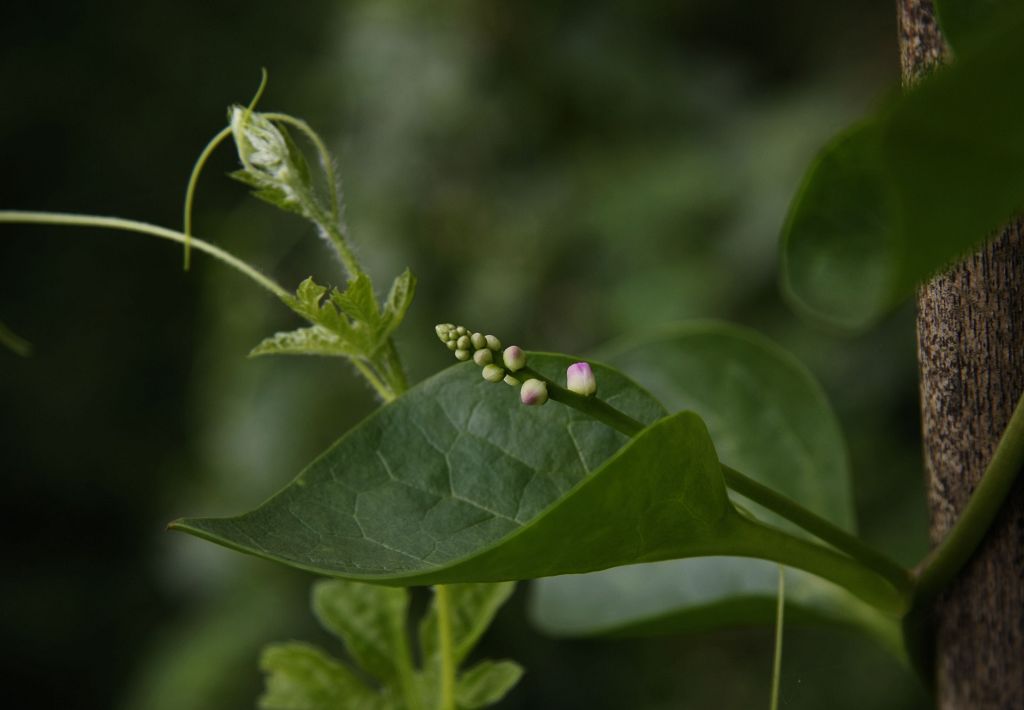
380 269 416 338
258 642 379 710
781 14 1024 330
249 325 360 358
292 277 329 317
456 660 523 710
420 583 516 667
311 580 413 686
331 274 381 326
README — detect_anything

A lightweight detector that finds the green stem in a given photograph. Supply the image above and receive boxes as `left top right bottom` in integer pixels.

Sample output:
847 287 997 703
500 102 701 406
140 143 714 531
913 392 1024 604
182 125 233 270
722 464 911 595
769 565 784 710
434 585 457 710
521 363 913 598
0 211 291 300
727 513 908 614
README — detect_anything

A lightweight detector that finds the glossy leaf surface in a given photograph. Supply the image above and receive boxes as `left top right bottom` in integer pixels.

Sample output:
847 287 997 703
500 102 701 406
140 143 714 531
781 16 1024 330
530 324 899 646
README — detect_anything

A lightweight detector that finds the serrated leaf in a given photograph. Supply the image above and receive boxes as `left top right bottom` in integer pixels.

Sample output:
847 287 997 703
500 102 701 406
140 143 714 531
250 325 361 358
781 14 1024 330
331 274 381 326
420 583 516 667
529 323 900 653
259 642 379 710
294 277 329 314
456 660 523 710
312 580 413 686
171 353 906 613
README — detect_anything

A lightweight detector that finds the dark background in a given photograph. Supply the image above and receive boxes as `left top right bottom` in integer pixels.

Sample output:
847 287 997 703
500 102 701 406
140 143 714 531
1 2 930 708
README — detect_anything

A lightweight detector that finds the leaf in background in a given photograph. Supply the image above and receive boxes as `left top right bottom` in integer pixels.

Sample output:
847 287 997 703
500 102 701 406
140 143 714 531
935 0 1016 56
420 583 516 666
780 14 1024 330
455 660 524 710
529 323 901 653
312 580 414 686
262 579 520 708
259 642 380 710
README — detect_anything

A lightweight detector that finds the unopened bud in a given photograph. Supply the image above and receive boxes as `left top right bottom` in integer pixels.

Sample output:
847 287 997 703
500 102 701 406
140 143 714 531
503 346 527 372
473 349 493 366
457 335 471 350
455 349 471 361
482 364 505 382
566 362 597 397
504 374 520 386
485 335 501 351
471 332 486 349
520 379 548 406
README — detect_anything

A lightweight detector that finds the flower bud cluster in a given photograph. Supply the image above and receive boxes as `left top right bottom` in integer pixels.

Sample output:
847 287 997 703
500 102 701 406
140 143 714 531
435 323 549 406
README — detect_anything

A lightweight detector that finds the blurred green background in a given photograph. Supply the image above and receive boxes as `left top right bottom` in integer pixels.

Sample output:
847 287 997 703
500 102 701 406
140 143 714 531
0 1 930 707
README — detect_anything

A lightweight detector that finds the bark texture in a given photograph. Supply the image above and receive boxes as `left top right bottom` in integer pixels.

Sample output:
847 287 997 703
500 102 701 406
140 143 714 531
898 1 1024 707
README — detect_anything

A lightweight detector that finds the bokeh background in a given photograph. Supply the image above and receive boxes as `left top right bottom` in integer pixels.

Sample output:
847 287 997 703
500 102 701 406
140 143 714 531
1 1 930 708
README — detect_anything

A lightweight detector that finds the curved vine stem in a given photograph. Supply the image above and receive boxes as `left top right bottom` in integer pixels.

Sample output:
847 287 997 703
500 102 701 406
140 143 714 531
0 211 290 300
913 392 1024 604
182 126 233 271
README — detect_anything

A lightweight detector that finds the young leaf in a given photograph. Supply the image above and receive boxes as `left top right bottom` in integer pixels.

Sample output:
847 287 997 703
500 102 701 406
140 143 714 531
259 642 380 710
250 325 361 358
380 269 416 338
311 580 414 686
420 583 516 667
529 323 900 653
330 273 381 327
781 13 1024 330
456 660 524 710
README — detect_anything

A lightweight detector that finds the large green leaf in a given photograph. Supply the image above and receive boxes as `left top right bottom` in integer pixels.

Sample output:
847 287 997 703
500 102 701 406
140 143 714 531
780 14 1024 330
529 323 901 650
172 352 906 613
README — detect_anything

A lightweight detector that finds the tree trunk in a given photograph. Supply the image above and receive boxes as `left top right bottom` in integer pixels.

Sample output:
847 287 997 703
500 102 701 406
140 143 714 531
897 1 1024 707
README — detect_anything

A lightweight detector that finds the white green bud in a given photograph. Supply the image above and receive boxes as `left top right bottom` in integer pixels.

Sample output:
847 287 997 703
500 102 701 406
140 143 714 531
566 362 597 397
456 326 467 335
457 335 471 350
485 335 502 351
446 340 458 351
504 374 520 386
455 349 471 361
473 349 493 366
503 346 527 372
482 364 505 382
471 332 486 349
520 379 548 406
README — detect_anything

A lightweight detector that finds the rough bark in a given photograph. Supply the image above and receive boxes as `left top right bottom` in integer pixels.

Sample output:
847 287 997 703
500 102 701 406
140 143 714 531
898 1 1024 707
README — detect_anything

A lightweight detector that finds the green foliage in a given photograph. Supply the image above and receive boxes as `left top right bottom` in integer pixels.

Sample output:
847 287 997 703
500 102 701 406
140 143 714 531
172 353 906 613
530 323 900 653
780 12 1024 330
260 580 520 710
252 270 415 362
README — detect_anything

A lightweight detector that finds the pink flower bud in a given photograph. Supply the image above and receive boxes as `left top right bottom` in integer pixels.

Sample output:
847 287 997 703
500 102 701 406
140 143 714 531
503 345 527 372
566 362 597 397
520 378 548 406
